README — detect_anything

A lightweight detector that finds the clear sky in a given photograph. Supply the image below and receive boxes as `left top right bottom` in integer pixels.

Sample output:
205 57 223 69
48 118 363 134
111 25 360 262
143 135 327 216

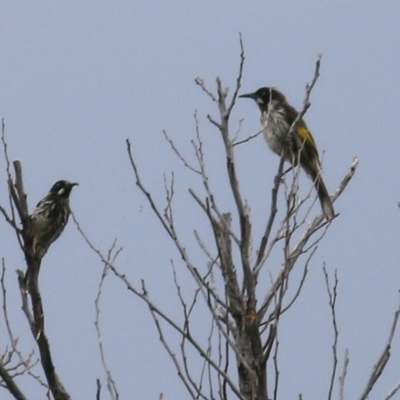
1 2 400 399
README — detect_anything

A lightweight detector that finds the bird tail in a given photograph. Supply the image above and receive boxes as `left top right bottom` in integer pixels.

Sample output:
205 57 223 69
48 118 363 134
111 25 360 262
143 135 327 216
307 164 335 220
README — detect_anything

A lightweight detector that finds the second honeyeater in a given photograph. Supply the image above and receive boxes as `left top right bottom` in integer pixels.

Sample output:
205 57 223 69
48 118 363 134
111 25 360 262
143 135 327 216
29 180 78 259
239 87 335 220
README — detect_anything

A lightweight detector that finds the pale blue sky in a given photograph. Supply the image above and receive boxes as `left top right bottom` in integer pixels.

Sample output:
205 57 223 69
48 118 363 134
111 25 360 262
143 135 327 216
1 2 400 399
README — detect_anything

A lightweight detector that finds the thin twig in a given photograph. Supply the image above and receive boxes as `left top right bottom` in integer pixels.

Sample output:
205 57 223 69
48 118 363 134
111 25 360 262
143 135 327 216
323 267 339 400
1 260 45 389
225 32 245 116
254 155 286 273
191 112 240 246
162 129 201 174
339 349 349 400
359 291 400 400
94 241 122 400
231 118 244 143
173 260 211 400
261 248 313 333
233 128 263 147
0 263 28 400
96 379 101 400
195 78 218 102
384 379 400 400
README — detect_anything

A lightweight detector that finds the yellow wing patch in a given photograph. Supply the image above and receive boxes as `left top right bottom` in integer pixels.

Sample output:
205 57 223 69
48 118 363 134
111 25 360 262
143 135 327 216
297 125 319 158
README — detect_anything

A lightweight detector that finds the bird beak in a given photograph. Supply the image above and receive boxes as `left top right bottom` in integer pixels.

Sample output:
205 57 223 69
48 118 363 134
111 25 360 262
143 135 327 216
70 182 79 187
238 92 257 100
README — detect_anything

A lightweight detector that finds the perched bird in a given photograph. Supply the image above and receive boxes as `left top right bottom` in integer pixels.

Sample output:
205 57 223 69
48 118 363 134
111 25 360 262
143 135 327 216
239 87 335 220
29 180 78 259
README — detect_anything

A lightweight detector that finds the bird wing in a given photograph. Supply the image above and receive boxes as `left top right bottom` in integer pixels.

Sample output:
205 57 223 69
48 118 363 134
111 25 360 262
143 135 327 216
297 124 319 161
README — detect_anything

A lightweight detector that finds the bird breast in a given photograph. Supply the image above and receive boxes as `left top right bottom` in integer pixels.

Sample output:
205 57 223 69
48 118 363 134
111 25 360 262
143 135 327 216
260 106 290 157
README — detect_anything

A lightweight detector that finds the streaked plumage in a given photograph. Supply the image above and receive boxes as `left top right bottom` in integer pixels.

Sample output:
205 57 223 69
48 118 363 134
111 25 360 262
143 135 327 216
29 180 78 259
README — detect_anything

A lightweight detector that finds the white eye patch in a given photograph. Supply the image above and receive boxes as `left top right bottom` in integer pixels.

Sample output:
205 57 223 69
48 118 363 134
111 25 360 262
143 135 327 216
58 188 65 195
256 97 264 105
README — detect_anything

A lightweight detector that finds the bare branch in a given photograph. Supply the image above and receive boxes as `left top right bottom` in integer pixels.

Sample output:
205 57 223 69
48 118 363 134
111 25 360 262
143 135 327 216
1 123 25 249
1 260 46 392
384 380 400 400
1 119 11 179
194 78 217 103
0 361 27 400
72 213 245 399
279 253 310 314
96 379 101 400
258 157 358 323
94 241 121 400
172 262 211 399
262 248 313 335
359 291 400 400
126 139 174 239
162 128 201 174
125 159 247 373
272 322 280 400
13 160 29 217
0 204 19 231
339 349 350 400
131 151 237 357
0 263 28 399
233 128 263 147
206 113 222 129
231 118 244 143
226 32 245 116
331 157 359 203
254 155 286 273
194 40 251 308
203 73 258 327
303 55 321 108
145 288 197 400
19 269 71 400
188 117 241 247
193 230 219 266
323 267 339 400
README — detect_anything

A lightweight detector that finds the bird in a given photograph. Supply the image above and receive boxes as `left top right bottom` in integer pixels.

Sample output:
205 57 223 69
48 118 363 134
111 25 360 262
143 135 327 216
28 180 78 259
239 87 334 220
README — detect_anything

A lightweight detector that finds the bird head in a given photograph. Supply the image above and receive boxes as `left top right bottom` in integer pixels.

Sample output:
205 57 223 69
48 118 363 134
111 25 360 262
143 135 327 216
239 87 287 111
49 180 78 198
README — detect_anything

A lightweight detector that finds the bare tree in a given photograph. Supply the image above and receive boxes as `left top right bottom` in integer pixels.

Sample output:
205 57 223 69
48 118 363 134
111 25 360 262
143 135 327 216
1 40 400 400
74 41 400 400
